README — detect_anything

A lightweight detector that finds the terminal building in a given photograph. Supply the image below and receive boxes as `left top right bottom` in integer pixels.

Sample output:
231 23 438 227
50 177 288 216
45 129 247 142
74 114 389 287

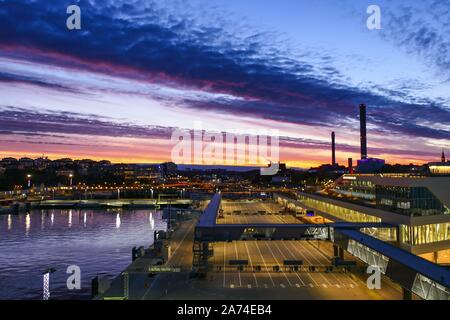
293 173 450 258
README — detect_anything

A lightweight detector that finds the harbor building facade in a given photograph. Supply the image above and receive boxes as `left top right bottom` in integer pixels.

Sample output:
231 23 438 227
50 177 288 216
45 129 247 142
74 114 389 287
281 174 450 257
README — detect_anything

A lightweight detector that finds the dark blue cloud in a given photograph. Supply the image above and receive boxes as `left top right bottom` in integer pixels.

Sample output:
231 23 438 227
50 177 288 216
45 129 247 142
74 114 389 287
383 1 450 74
0 106 175 138
0 72 80 93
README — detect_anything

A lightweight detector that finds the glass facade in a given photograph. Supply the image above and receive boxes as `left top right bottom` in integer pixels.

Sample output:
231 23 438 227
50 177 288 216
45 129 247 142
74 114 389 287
399 223 450 245
428 163 450 175
280 194 396 242
376 186 447 217
297 194 380 223
412 273 450 300
283 192 450 247
346 239 390 273
335 179 376 200
361 227 397 242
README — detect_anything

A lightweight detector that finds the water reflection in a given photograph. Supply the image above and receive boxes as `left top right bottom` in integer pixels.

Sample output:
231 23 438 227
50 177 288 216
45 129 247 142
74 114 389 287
0 209 166 299
25 213 30 236
41 212 45 230
68 210 72 227
115 213 121 229
149 212 155 230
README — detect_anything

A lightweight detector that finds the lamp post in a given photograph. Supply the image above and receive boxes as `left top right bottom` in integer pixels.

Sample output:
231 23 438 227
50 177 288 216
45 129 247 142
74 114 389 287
69 173 73 186
42 268 56 300
26 174 32 188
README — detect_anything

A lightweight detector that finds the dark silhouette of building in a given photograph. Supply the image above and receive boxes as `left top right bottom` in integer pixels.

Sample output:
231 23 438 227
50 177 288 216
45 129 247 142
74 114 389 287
359 103 367 160
160 162 178 177
331 131 336 166
356 104 385 173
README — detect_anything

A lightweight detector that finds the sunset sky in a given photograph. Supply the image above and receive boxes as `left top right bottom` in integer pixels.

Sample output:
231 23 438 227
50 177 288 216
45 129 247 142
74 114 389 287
0 0 449 168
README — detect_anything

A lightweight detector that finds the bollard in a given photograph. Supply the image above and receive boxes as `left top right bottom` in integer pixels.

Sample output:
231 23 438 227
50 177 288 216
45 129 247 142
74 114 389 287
91 276 99 298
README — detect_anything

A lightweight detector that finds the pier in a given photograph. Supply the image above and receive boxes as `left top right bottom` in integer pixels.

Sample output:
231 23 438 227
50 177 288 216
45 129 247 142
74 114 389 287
0 198 194 214
95 212 198 300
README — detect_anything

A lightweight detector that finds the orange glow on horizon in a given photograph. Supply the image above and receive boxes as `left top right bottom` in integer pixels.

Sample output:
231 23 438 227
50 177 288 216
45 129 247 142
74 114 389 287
0 149 432 168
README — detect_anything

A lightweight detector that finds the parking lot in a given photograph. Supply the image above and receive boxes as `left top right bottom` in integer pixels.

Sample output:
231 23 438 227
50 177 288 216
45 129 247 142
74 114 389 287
197 199 403 299
221 200 284 214
209 240 360 290
219 200 301 224
218 214 301 224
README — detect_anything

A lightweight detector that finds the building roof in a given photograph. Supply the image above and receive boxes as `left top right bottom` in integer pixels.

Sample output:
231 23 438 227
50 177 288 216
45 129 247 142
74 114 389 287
198 193 221 227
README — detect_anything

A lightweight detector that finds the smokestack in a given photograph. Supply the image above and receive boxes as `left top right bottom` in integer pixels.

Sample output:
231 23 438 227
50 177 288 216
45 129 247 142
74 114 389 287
348 158 353 174
331 131 336 166
359 104 368 160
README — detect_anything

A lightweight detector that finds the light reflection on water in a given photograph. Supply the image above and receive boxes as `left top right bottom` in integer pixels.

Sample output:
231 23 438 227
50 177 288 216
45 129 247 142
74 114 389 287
116 213 121 229
25 213 30 236
0 209 166 300
149 212 155 230
68 210 72 228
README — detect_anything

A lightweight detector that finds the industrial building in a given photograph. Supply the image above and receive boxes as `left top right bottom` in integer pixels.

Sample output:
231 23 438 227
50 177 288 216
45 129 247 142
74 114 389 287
356 104 385 173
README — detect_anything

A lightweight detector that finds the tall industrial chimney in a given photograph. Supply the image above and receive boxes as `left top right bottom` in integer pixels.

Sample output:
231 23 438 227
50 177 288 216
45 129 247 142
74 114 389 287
359 104 368 159
331 131 336 166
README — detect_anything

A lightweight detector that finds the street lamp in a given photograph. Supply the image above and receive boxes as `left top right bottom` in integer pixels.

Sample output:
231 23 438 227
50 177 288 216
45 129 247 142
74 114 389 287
26 174 32 188
69 173 73 186
42 268 56 300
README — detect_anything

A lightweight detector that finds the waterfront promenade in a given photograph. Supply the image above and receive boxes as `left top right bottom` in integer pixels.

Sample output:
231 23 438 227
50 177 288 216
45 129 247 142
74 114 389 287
0 198 194 215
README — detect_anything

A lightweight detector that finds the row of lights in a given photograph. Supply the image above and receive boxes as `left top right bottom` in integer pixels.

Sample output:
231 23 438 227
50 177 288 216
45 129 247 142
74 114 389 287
26 173 73 188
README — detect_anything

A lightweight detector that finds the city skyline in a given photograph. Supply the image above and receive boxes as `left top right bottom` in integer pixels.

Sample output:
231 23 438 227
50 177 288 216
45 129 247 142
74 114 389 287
1 0 449 168
0 153 445 170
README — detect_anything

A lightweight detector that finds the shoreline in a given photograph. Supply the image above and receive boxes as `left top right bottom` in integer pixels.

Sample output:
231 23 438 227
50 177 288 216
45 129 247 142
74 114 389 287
0 199 195 215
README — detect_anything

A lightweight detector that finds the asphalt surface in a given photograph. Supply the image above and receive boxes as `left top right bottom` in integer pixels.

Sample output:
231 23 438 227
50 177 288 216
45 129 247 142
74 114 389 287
221 201 284 215
210 240 358 290
219 201 300 224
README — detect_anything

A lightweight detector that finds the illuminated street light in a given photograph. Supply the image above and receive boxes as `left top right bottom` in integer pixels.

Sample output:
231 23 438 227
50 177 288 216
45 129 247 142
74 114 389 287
26 174 32 188
69 173 73 186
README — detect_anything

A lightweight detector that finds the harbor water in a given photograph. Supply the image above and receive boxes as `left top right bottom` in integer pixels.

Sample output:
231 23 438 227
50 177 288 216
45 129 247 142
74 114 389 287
0 209 166 299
